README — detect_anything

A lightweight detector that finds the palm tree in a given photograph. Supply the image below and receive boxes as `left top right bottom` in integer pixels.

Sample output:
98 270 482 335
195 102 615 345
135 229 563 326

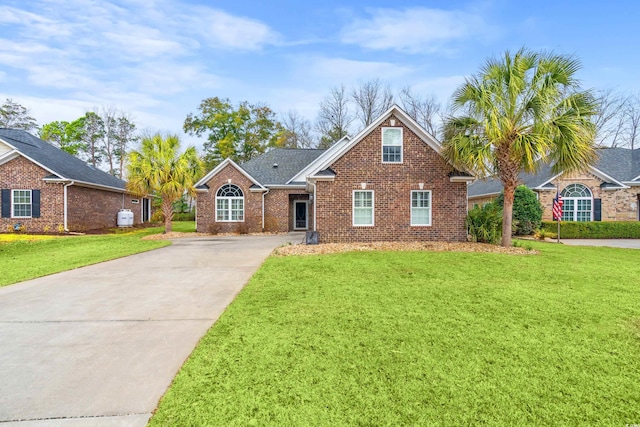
442 48 598 247
127 133 203 233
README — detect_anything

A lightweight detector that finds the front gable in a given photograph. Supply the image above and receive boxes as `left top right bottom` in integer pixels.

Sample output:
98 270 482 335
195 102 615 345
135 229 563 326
195 158 265 192
307 105 472 182
312 108 470 243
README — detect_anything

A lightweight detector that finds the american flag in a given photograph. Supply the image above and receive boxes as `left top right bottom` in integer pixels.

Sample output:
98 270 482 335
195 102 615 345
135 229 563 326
552 192 563 221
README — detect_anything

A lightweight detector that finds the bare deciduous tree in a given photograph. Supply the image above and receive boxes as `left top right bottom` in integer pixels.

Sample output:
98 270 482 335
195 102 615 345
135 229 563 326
351 78 394 130
99 107 137 177
316 85 354 149
114 114 137 179
625 94 640 150
398 87 442 138
593 89 629 147
0 98 37 131
280 110 315 148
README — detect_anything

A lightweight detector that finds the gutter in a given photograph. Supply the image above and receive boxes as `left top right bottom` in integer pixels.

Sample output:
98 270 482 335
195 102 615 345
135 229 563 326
63 181 75 232
308 180 317 231
261 188 270 231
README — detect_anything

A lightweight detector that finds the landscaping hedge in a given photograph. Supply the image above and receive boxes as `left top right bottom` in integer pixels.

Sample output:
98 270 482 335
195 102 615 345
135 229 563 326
173 212 195 221
541 221 640 238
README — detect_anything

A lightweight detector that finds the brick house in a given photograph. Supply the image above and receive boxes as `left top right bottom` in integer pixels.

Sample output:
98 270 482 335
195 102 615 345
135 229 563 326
468 148 640 222
0 129 151 233
195 105 474 243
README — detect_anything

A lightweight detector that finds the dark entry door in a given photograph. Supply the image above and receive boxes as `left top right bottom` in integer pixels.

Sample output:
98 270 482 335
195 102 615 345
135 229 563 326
143 198 151 222
294 201 308 230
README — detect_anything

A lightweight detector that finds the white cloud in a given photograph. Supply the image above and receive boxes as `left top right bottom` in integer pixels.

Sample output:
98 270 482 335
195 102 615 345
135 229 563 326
410 76 466 105
0 5 55 25
102 30 186 58
341 7 493 54
186 7 280 50
298 57 413 84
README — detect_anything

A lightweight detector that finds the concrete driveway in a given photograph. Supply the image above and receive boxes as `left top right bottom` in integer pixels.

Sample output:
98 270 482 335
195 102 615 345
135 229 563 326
560 239 640 249
0 233 303 426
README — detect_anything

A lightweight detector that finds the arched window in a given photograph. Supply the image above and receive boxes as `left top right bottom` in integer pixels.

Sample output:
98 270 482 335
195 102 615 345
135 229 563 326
561 184 592 222
216 184 244 222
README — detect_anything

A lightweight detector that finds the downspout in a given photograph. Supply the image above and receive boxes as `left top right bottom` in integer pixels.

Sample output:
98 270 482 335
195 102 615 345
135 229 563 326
63 181 75 232
308 180 317 231
261 188 270 231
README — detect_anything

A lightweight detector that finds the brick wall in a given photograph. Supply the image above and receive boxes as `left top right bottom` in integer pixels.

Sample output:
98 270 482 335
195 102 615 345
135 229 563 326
66 185 143 231
196 164 263 233
1 156 141 232
316 114 468 243
264 189 311 232
0 156 64 233
196 164 313 233
538 172 640 221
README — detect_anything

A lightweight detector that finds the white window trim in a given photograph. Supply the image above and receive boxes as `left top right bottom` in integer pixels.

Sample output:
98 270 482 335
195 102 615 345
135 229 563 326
215 185 244 223
410 190 432 226
12 189 32 219
353 190 374 227
293 200 308 230
561 184 593 222
381 127 403 164
561 198 593 222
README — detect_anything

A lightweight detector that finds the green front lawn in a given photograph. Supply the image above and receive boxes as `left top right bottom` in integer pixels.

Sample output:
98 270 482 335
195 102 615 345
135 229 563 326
0 222 194 287
150 242 640 426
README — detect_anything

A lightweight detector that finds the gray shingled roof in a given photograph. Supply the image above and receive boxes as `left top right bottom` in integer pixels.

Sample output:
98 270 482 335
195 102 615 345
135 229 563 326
0 129 127 190
468 148 640 197
240 148 326 185
595 147 640 181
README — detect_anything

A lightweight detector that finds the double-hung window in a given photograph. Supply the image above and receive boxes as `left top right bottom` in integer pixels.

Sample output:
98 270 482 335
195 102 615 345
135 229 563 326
216 184 244 222
12 190 32 218
353 190 374 226
411 191 431 226
382 127 403 163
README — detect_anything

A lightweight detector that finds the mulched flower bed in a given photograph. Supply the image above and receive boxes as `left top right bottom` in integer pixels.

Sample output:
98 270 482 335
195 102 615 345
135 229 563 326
273 241 537 256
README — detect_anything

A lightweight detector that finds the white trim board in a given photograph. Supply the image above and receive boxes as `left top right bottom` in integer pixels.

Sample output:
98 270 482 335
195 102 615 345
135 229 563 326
195 158 265 190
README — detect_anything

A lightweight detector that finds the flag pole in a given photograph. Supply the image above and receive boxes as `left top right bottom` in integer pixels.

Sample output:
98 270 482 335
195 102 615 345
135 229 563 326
556 185 560 243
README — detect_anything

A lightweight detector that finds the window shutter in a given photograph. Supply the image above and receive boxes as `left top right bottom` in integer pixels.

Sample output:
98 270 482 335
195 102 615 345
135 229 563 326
593 198 602 221
1 189 9 218
32 190 41 218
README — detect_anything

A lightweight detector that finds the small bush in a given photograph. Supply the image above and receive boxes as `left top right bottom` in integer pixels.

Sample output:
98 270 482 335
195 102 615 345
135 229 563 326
495 185 543 235
534 229 557 240
541 221 640 239
150 210 164 223
466 203 502 244
173 212 195 221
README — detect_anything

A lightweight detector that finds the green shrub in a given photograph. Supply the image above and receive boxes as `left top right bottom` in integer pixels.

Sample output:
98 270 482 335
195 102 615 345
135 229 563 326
150 210 164 223
173 212 195 221
496 185 543 235
466 203 502 244
541 221 640 238
534 228 557 240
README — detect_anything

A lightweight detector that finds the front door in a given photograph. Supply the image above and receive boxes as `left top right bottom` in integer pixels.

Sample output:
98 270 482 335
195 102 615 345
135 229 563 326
294 201 308 230
142 198 151 222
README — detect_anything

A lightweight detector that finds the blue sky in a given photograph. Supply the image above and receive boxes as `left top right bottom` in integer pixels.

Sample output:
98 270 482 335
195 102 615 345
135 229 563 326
1 0 639 147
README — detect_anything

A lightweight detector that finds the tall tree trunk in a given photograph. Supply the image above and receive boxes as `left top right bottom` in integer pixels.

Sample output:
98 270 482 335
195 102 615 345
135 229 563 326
162 197 173 234
501 184 515 247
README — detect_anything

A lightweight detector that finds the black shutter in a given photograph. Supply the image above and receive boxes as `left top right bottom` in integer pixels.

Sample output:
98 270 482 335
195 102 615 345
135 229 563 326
1 189 9 218
594 198 602 221
32 190 41 218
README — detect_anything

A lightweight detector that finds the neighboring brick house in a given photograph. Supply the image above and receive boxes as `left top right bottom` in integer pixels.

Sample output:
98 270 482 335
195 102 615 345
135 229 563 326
468 148 640 222
195 105 474 243
0 129 151 233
